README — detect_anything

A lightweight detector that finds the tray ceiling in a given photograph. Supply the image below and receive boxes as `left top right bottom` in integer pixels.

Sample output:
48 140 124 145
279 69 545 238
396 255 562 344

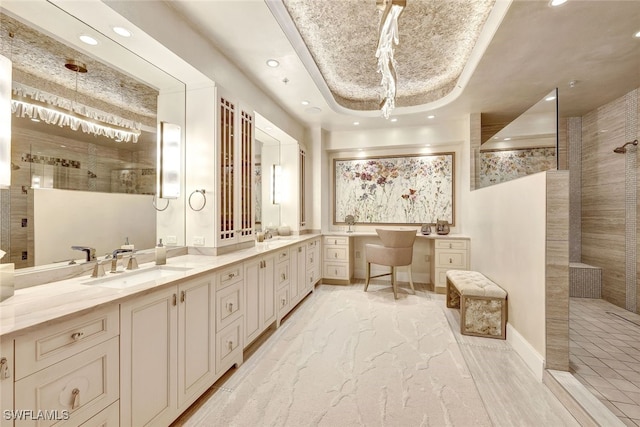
281 0 495 111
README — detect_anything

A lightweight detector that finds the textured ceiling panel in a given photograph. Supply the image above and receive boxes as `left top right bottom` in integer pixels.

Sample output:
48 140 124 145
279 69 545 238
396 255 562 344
282 0 495 111
0 12 158 125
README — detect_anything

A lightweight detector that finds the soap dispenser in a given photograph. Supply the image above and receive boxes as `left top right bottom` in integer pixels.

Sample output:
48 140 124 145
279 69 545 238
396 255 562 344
156 239 166 265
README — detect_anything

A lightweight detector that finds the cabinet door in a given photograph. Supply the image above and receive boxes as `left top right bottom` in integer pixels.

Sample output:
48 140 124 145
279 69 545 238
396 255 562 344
218 94 236 246
296 244 307 296
244 259 261 346
261 255 276 328
120 286 177 427
177 277 215 409
289 244 303 302
0 337 13 427
238 109 254 243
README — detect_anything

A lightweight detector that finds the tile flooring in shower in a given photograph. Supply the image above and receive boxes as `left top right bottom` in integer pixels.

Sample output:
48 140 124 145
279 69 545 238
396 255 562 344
570 297 640 426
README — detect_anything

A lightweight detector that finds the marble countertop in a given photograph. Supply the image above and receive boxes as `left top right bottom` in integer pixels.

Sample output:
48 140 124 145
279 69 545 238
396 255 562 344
325 231 471 239
0 234 320 338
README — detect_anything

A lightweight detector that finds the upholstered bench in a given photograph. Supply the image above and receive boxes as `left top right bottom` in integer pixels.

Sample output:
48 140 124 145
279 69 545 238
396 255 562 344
446 270 507 339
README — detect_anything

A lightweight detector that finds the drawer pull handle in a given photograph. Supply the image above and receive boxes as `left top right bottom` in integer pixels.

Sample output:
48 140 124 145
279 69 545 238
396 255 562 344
281 298 287 306
334 253 338 258
449 243 452 249
281 273 286 280
227 340 234 351
0 357 9 379
298 247 302 253
71 332 84 341
449 258 453 264
334 239 337 245
71 388 80 410
181 290 186 303
310 257 313 263
335 269 338 275
173 294 177 306
227 302 234 312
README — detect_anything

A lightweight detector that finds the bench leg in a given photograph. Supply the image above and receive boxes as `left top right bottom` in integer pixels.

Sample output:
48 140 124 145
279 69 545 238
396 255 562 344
364 262 371 292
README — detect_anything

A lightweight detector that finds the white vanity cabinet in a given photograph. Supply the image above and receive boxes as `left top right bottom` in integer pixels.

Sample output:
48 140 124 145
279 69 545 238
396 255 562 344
215 89 255 249
275 249 291 327
430 238 470 294
9 305 119 427
244 254 276 347
290 243 306 304
120 274 216 427
1 337 14 427
323 235 353 285
305 238 321 291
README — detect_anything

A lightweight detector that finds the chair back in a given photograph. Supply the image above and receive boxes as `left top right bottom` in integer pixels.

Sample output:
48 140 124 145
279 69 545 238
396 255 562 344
375 228 417 248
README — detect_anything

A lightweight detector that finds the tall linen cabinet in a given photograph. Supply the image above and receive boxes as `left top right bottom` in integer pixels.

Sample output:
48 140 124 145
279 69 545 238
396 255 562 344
214 88 255 249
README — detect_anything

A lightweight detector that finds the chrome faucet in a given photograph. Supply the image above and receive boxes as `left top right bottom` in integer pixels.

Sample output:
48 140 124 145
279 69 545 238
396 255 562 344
109 248 132 273
71 246 96 263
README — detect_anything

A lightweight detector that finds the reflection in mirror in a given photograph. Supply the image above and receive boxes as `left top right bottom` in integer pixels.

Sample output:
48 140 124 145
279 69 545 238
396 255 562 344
255 126 280 232
477 88 558 188
0 6 185 269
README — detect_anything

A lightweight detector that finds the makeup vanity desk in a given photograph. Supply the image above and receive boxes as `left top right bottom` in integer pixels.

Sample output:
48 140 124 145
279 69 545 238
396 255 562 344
322 231 470 294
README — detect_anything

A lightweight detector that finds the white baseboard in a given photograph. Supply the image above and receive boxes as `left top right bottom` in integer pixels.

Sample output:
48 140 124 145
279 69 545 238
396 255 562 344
507 323 545 381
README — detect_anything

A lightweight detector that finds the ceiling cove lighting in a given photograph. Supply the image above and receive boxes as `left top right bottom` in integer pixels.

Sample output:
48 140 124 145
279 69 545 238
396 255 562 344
0 55 11 188
376 0 406 119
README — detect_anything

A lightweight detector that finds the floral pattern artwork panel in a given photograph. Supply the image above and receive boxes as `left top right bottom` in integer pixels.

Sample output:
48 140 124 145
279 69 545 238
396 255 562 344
334 153 454 225
479 147 556 187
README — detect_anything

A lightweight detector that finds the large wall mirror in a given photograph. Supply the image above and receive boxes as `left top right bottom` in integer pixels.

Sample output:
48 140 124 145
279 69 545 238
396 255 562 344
476 89 558 189
255 113 282 233
0 3 186 268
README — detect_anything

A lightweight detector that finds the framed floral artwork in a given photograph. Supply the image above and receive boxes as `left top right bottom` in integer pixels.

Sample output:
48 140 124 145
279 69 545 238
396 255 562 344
333 153 455 225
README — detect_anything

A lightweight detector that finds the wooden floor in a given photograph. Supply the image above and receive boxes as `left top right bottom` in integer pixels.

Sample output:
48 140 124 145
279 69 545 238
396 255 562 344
174 281 581 426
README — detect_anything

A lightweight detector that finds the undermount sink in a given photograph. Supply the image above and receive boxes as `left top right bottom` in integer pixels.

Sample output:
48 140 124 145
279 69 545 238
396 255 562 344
82 265 191 289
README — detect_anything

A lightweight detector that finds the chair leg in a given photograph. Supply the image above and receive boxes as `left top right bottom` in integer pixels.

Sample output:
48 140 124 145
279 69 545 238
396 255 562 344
408 266 415 294
391 266 397 299
364 262 371 292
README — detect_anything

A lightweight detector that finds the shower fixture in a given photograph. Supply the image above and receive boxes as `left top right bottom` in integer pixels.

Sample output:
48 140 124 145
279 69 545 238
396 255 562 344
11 162 19 170
613 139 638 153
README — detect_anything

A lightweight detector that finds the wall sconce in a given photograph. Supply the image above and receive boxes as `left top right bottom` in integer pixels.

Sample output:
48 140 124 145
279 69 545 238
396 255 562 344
157 121 181 199
0 54 12 188
272 164 282 204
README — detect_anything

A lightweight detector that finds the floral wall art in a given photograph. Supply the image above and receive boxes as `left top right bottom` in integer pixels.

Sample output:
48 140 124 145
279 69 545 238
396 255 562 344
334 153 454 225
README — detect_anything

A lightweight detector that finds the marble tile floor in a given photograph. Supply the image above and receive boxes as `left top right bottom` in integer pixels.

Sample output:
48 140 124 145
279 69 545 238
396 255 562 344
570 297 640 426
173 282 579 427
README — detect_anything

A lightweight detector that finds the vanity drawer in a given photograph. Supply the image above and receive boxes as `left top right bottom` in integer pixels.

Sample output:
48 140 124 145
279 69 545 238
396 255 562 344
80 400 119 427
217 264 243 290
324 236 348 246
216 318 242 375
14 337 119 427
435 239 468 250
276 249 289 263
325 247 347 261
15 305 119 380
276 262 290 289
216 281 243 332
306 249 317 267
435 250 467 269
324 263 349 280
276 286 290 317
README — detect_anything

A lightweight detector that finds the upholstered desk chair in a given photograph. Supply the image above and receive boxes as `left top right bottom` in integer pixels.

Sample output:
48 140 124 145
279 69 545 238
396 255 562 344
364 228 417 299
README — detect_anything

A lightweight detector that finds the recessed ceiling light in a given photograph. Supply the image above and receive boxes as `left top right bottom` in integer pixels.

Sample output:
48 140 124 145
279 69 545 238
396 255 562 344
266 59 279 68
301 100 310 106
30 118 40 122
60 145 66 148
427 115 435 119
635 30 640 38
545 95 556 101
504 137 512 141
79 34 98 45
390 118 398 122
549 0 567 6
112 26 132 37
353 121 360 125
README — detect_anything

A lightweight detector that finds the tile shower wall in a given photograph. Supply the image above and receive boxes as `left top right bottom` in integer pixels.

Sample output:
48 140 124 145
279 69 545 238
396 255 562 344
580 88 640 313
6 124 155 268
